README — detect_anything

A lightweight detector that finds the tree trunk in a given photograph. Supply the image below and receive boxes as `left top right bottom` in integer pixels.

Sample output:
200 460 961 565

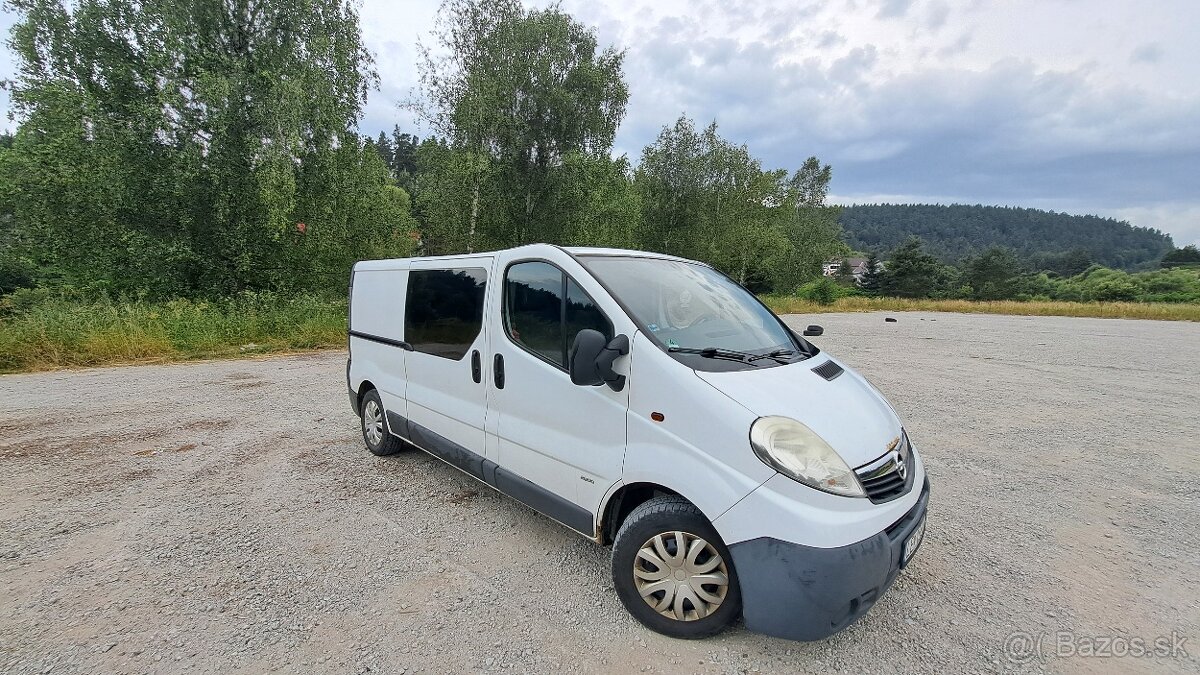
524 191 534 243
467 179 480 254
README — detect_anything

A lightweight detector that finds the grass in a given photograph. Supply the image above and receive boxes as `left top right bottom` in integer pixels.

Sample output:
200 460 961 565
0 292 347 373
762 295 1200 321
2 292 1197 374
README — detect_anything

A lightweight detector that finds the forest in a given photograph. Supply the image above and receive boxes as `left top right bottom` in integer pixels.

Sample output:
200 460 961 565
839 204 1174 272
797 240 1200 306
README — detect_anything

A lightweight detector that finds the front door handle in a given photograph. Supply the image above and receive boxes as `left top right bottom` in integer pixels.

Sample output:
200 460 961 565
493 354 505 389
471 350 482 383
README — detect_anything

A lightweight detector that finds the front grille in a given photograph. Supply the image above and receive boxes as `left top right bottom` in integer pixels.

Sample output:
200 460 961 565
885 480 928 540
854 433 913 503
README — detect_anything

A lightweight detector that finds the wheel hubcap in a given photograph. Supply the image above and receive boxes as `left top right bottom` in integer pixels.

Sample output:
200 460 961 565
633 531 729 621
363 400 383 446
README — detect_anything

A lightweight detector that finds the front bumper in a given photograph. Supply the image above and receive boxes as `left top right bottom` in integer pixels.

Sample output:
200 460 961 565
728 478 929 641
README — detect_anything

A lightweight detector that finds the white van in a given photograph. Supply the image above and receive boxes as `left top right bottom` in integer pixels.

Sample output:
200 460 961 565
347 244 928 641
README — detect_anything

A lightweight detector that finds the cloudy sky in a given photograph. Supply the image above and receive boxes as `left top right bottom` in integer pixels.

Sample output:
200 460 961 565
2 0 1198 244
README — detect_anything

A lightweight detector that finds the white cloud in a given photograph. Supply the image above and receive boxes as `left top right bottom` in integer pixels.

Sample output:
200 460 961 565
924 1 950 31
840 140 909 162
876 0 916 19
1130 43 1163 65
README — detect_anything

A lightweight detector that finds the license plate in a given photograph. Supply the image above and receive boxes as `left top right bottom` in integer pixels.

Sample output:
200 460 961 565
902 515 926 567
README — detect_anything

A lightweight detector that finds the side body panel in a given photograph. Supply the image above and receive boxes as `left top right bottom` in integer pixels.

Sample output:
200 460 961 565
348 266 410 422
620 331 775 529
486 247 635 532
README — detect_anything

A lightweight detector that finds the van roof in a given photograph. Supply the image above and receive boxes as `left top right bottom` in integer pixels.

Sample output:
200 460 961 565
353 244 695 271
353 250 497 271
563 246 696 264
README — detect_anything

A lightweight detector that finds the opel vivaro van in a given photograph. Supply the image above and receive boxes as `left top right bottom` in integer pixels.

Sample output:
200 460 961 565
347 244 929 641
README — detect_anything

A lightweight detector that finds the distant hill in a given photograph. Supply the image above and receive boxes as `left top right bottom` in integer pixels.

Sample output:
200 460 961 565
838 204 1174 272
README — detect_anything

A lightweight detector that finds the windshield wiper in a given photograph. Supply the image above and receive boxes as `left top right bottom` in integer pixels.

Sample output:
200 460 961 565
667 345 754 362
668 346 792 365
749 349 796 363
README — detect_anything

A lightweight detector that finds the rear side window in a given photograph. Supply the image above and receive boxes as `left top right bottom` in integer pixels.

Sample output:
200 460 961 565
505 261 612 369
405 268 487 360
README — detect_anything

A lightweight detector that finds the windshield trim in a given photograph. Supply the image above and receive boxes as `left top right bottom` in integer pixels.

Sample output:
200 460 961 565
565 249 817 370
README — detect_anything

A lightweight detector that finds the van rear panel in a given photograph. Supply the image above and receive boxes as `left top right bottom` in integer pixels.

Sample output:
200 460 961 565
350 266 409 341
348 266 411 424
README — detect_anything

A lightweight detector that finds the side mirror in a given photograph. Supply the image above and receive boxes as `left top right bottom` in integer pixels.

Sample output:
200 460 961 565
569 330 629 391
802 324 824 337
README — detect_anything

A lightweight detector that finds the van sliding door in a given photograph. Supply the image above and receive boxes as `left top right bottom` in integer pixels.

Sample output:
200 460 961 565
401 264 491 479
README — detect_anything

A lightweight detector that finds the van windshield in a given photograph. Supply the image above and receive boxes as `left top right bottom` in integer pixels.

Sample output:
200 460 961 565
580 255 812 370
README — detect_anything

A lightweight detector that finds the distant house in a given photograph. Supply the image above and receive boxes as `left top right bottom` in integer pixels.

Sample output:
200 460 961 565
822 257 882 282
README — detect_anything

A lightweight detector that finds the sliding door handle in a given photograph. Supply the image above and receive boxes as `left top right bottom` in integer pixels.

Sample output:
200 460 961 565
493 353 505 389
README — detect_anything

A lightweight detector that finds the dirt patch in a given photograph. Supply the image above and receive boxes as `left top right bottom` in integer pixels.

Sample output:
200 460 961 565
181 418 233 432
0 417 46 434
1 427 173 459
224 372 259 380
70 467 156 495
447 489 479 505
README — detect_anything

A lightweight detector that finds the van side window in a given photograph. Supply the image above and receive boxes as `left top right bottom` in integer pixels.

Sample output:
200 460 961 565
505 262 612 369
505 262 566 366
566 278 613 344
405 268 487 360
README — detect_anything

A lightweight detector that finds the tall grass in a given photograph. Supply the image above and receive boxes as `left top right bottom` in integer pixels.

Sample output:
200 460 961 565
0 291 347 373
2 291 1197 374
762 296 1200 321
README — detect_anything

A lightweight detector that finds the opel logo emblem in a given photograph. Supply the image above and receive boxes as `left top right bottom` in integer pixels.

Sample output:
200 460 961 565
893 451 907 479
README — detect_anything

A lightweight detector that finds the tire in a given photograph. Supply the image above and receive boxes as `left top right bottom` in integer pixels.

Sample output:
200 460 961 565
359 389 405 456
612 496 742 639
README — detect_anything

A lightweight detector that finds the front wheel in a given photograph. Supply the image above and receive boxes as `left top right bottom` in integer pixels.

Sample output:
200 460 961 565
359 389 404 456
612 496 741 639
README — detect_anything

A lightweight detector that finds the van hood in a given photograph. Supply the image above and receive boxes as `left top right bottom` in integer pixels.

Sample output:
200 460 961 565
694 356 902 468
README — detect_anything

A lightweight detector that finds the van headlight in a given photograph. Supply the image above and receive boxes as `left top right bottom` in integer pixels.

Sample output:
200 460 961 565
749 416 865 497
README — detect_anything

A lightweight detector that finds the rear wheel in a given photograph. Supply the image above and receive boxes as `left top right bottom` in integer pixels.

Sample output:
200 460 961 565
359 389 404 456
612 496 741 639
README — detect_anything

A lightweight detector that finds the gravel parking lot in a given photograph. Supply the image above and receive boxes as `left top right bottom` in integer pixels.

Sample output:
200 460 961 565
1 311 1197 674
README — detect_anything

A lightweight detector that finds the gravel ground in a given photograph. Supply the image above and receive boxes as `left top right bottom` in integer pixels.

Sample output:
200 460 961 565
1 311 1197 675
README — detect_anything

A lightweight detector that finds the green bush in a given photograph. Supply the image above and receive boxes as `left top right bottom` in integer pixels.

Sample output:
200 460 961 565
0 290 348 372
1139 268 1200 301
796 277 845 306
1087 277 1141 302
996 265 1200 304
